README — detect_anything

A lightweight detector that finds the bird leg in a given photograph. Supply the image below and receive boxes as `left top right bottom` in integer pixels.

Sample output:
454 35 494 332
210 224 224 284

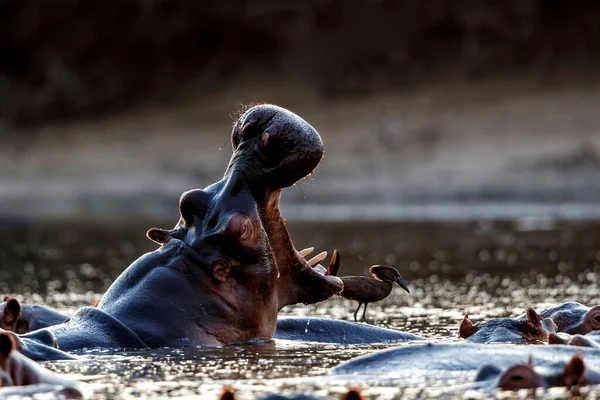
353 302 363 322
361 303 371 324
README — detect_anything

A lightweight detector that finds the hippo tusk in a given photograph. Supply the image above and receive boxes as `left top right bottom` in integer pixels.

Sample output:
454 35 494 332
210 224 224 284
307 251 327 267
299 247 315 258
326 249 340 276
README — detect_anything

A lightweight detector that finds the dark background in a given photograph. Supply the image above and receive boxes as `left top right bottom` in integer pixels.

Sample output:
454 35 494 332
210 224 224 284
2 0 600 220
2 0 600 126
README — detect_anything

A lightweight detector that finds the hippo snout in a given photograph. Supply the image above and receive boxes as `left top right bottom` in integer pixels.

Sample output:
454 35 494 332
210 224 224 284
228 104 324 190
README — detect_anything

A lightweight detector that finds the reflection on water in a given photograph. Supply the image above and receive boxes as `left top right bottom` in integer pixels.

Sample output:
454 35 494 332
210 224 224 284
1 219 600 399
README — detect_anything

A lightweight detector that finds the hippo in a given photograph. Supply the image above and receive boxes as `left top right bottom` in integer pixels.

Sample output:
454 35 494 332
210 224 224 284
549 331 600 349
331 342 600 391
0 332 82 398
459 303 600 343
473 353 600 391
536 302 600 335
1 297 67 334
1 104 422 360
274 317 422 344
458 307 550 343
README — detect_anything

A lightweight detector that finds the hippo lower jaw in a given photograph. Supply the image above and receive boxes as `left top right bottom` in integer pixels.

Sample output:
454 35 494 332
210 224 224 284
258 189 343 310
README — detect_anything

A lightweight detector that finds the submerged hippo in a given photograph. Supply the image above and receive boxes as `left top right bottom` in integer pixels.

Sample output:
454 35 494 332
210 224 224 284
0 332 82 398
474 353 600 391
1 104 420 360
1 297 68 334
458 308 550 343
330 343 600 384
536 302 600 335
549 331 600 349
458 303 600 343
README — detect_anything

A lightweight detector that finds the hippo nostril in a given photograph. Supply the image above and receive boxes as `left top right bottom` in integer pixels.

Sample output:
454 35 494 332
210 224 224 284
510 375 524 382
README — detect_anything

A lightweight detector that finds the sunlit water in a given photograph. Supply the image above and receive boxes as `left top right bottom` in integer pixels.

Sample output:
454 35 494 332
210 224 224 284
1 219 599 399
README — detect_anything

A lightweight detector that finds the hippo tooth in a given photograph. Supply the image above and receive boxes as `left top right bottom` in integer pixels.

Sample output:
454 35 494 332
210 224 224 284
299 247 315 258
307 251 327 267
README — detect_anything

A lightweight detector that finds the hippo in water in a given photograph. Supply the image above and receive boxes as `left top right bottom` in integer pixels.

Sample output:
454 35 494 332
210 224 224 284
330 342 600 395
0 332 82 398
473 353 600 391
458 302 600 343
536 302 600 335
0 104 344 355
1 297 68 334
1 104 419 359
458 307 551 343
549 331 600 349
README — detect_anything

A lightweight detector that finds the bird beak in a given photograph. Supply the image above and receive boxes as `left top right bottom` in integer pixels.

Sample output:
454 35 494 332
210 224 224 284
395 274 410 293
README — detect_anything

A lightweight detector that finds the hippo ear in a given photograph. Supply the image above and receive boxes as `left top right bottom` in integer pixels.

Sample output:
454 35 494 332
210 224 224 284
3 298 21 324
458 315 476 338
342 388 363 400
526 307 541 324
219 386 236 400
325 249 340 276
0 333 14 360
212 262 231 283
563 354 586 387
146 228 170 245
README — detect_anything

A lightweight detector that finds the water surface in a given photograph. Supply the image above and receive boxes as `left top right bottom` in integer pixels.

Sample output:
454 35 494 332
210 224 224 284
1 219 599 399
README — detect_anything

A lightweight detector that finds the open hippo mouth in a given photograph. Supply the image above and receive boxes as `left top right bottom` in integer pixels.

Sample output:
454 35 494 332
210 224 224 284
226 104 344 308
116 104 343 346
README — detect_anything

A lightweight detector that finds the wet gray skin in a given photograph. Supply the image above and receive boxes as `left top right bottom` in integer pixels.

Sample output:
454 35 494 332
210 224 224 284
331 343 600 381
274 317 422 344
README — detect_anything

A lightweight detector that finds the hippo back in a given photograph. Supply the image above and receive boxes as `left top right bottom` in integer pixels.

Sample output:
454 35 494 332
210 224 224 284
275 317 422 344
46 307 147 352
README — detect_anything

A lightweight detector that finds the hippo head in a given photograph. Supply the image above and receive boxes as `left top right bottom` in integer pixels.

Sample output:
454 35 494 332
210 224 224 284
581 306 600 334
1 299 24 333
476 354 588 391
495 358 545 391
135 104 342 345
495 354 587 390
0 333 14 386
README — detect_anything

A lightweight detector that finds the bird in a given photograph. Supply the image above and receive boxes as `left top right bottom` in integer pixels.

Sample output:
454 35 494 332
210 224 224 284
340 265 410 324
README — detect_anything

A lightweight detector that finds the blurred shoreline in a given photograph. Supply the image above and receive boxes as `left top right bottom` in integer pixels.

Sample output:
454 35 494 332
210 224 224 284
3 77 600 222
